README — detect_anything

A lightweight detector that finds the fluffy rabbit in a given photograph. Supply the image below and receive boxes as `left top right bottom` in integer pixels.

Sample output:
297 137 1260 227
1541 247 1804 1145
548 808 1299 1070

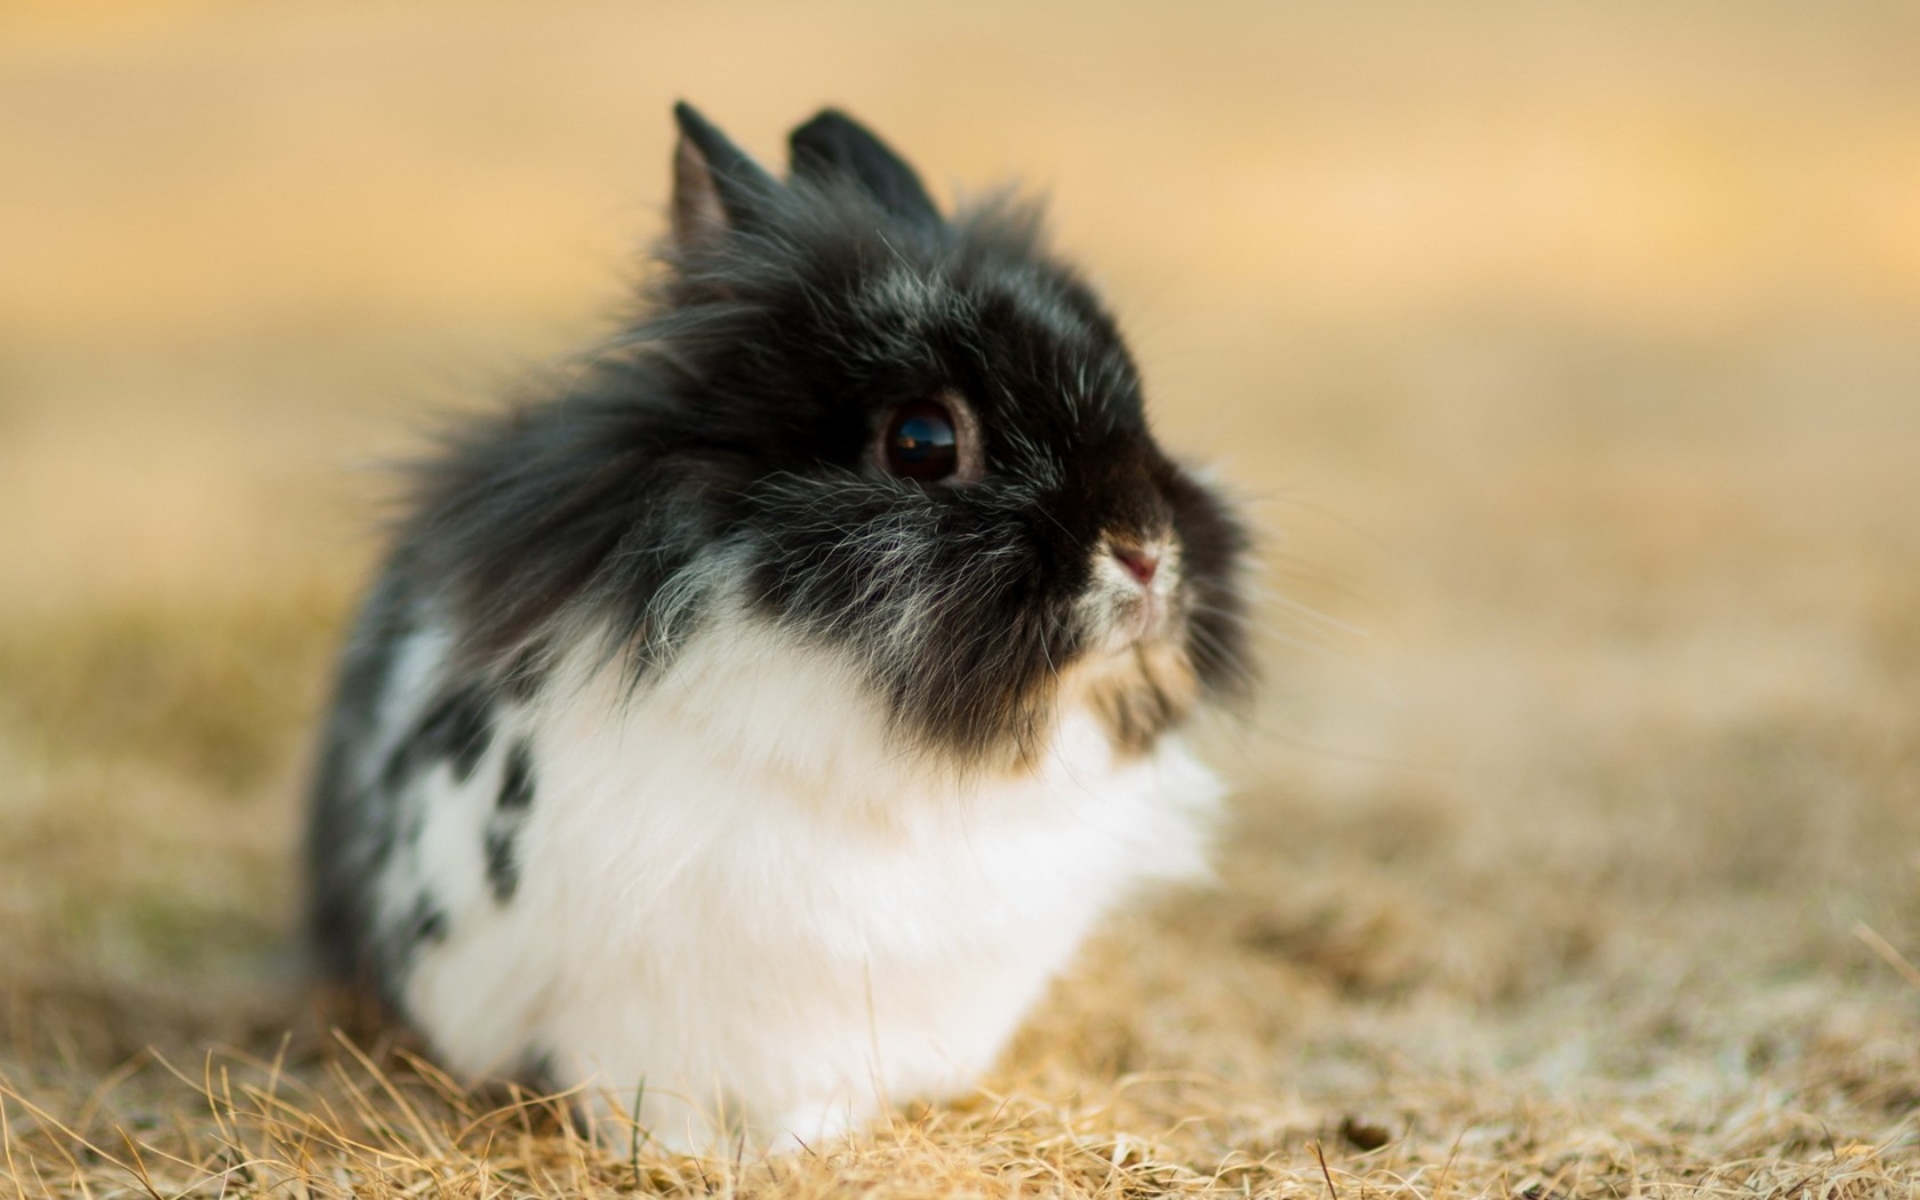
307 103 1250 1153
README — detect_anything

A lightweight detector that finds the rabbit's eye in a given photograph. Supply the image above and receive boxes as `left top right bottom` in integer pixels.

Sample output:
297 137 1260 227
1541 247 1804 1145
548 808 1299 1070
881 401 959 481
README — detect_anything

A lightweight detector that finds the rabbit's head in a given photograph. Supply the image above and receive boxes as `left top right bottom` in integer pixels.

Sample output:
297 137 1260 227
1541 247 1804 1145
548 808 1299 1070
412 105 1252 770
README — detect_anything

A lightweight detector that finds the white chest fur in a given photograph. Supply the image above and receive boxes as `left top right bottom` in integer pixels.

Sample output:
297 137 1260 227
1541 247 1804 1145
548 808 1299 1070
377 615 1222 1152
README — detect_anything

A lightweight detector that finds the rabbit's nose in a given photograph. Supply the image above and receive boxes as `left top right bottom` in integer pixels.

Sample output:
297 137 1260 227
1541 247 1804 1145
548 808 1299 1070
1111 546 1159 587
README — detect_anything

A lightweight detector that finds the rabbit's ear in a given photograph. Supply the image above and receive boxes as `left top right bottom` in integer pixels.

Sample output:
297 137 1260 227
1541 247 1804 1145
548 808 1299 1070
671 102 780 248
789 110 941 229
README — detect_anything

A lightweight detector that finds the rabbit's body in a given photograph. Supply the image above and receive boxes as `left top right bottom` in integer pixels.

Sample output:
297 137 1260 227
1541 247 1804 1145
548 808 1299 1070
309 105 1250 1153
318 589 1218 1148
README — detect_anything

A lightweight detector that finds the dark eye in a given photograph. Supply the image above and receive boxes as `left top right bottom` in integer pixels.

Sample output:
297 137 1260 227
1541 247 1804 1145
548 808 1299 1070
880 401 959 481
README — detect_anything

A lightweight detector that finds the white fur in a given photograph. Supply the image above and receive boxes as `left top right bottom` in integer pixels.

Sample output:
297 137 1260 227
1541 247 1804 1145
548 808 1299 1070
379 603 1222 1153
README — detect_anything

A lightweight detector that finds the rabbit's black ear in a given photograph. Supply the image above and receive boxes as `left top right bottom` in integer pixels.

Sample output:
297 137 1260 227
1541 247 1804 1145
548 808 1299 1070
671 102 780 247
789 110 941 229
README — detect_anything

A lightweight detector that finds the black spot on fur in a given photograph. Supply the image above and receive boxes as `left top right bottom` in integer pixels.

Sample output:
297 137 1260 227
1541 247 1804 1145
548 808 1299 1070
497 740 536 812
483 828 519 903
402 893 449 949
484 739 536 903
382 684 495 792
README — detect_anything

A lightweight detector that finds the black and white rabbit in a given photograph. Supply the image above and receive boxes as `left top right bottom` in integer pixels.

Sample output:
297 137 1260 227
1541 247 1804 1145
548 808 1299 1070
307 103 1250 1152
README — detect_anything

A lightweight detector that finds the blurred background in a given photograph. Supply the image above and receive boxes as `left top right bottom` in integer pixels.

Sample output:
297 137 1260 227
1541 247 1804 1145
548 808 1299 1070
2 0 1918 1155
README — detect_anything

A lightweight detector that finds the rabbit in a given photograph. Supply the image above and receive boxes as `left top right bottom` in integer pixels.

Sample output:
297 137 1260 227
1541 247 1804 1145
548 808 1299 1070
305 102 1251 1154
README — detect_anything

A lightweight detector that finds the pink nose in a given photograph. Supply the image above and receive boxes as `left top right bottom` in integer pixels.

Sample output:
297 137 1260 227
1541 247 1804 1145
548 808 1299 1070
1112 546 1159 587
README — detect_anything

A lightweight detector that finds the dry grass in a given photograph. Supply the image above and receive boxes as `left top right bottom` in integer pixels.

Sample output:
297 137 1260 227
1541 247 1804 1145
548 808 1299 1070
3 2 1918 1195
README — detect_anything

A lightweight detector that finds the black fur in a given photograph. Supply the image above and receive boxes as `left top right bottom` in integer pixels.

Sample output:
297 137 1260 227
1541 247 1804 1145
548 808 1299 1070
307 571 416 983
400 893 449 951
484 740 536 903
306 104 1252 985
383 684 494 792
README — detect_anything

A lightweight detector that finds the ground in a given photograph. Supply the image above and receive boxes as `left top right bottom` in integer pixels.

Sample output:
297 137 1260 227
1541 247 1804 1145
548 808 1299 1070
2 3 1917 1196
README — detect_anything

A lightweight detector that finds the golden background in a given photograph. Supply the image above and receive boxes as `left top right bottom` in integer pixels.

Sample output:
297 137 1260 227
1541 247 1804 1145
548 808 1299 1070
2 2 1917 1193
